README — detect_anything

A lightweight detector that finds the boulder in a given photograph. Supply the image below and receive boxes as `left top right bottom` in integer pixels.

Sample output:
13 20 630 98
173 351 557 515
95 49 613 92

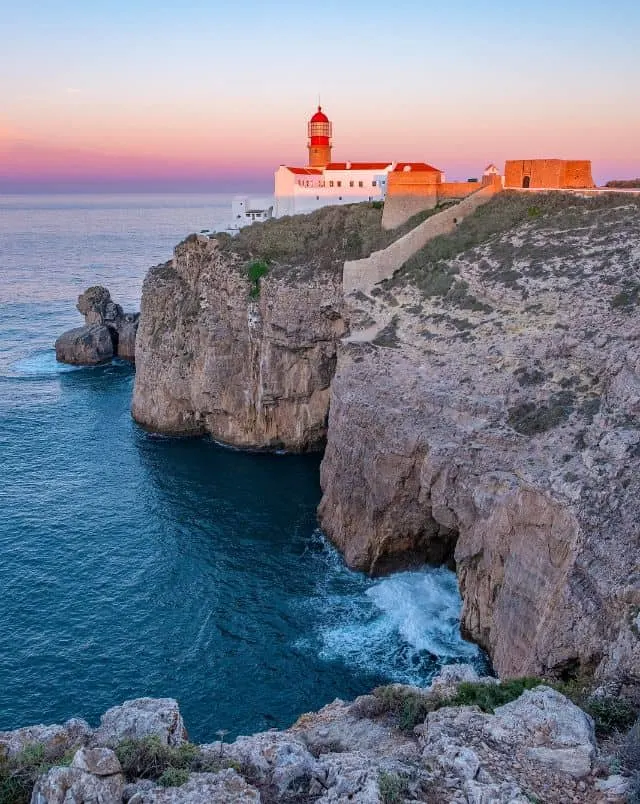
0 718 91 761
77 286 123 325
54 325 114 365
491 686 596 778
30 763 124 804
71 747 122 776
91 698 187 748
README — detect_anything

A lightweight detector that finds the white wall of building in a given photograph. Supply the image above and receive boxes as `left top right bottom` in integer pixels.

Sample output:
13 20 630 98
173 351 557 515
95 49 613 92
274 166 391 218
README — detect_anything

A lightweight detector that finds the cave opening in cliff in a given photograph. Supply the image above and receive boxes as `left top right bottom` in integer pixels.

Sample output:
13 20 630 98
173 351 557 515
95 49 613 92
371 519 459 577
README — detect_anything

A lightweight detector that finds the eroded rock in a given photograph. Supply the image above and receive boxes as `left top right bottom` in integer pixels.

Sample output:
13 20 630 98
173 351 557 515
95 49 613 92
55 325 114 365
132 236 344 448
0 718 91 760
55 286 139 365
91 698 186 748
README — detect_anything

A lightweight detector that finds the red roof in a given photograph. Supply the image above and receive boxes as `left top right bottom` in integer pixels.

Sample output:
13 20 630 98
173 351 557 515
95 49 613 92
392 162 442 173
324 162 391 171
285 167 322 175
310 106 329 123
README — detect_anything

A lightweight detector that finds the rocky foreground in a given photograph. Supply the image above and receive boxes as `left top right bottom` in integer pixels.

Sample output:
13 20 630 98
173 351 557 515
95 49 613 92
1 666 635 803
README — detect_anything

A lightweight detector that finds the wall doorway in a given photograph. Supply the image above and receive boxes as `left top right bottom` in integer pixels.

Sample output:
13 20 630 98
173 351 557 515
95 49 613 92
522 175 531 188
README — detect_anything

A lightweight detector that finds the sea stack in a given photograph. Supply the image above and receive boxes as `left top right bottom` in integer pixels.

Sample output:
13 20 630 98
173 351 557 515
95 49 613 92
55 286 139 365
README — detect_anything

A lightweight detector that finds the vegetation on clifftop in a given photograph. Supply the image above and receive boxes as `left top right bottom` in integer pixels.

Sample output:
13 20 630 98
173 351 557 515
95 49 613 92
386 191 640 297
215 202 445 279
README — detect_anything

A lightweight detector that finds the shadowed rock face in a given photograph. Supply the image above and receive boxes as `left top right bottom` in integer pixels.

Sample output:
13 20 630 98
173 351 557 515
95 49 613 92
131 235 345 450
55 286 139 365
319 195 640 683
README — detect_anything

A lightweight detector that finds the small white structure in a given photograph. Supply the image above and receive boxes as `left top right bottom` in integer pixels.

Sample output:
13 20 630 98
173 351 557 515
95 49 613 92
227 197 274 232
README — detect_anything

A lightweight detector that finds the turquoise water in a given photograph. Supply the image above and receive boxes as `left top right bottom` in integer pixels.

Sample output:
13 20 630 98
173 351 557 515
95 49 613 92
0 194 480 741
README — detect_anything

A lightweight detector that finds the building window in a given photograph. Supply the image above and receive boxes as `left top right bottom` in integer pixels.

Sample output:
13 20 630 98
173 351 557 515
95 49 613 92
316 196 319 200
339 196 342 200
337 181 342 187
358 181 363 187
372 180 377 187
329 180 334 187
349 180 354 187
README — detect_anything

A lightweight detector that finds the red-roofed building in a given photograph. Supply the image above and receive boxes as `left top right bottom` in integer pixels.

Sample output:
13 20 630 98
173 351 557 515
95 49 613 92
274 105 445 218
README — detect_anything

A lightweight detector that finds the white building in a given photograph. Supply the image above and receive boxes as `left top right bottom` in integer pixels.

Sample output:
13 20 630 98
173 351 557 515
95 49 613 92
274 161 392 217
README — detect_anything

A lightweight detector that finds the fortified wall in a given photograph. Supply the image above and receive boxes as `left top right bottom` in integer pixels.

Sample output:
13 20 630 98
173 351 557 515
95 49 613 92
383 170 500 229
345 183 499 294
505 159 595 190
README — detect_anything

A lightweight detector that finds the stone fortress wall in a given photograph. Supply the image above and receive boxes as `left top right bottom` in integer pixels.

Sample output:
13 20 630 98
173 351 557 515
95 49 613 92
383 171 498 229
505 159 595 190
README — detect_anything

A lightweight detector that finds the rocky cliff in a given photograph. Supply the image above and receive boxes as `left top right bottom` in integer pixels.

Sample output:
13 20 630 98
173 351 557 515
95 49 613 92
131 204 420 449
319 192 640 685
131 193 640 687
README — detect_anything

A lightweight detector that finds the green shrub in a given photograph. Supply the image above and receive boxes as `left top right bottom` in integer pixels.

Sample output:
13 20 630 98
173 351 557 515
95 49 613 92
508 392 575 436
247 260 270 298
157 767 190 788
448 678 542 712
586 696 637 737
373 686 438 731
115 736 198 782
378 771 409 803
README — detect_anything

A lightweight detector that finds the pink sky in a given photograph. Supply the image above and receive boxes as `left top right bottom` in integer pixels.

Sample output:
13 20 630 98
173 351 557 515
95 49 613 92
2 1 638 191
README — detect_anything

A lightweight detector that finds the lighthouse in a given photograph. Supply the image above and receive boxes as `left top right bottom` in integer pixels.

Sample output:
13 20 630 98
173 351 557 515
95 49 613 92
307 106 332 168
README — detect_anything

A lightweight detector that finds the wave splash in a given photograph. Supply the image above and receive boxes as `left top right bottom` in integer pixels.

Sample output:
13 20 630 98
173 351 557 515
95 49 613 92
302 533 482 687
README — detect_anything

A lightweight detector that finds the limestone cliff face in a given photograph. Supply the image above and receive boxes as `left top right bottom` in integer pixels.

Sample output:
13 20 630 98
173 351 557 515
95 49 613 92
132 235 345 449
319 193 640 683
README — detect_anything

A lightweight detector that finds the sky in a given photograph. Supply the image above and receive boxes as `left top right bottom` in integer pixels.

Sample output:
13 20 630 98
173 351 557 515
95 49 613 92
1 0 639 191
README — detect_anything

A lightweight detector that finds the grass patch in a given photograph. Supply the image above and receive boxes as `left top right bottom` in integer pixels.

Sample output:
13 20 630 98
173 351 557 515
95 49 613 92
386 191 640 294
216 203 445 281
0 743 74 804
373 686 439 731
448 679 542 712
157 767 190 788
115 736 198 782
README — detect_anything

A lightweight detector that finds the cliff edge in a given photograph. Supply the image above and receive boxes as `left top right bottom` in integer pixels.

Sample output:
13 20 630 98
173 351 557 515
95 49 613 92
132 203 428 450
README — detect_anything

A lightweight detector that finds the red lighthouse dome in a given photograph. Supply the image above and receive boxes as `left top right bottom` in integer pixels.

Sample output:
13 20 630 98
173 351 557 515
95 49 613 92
307 105 332 168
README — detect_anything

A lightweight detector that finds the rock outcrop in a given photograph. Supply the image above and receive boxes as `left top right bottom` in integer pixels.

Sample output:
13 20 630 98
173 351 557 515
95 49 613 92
131 234 344 448
55 286 139 365
319 193 640 684
2 670 630 803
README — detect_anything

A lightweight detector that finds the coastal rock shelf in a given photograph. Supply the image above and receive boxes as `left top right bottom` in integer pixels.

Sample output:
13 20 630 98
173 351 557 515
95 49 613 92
3 666 628 803
55 286 139 365
125 195 640 686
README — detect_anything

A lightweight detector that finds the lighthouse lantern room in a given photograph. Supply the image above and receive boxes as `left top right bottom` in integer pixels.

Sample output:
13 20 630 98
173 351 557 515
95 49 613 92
307 106 332 168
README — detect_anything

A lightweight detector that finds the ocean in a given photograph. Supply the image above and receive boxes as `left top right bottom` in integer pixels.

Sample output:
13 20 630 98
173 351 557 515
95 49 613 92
0 193 480 742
